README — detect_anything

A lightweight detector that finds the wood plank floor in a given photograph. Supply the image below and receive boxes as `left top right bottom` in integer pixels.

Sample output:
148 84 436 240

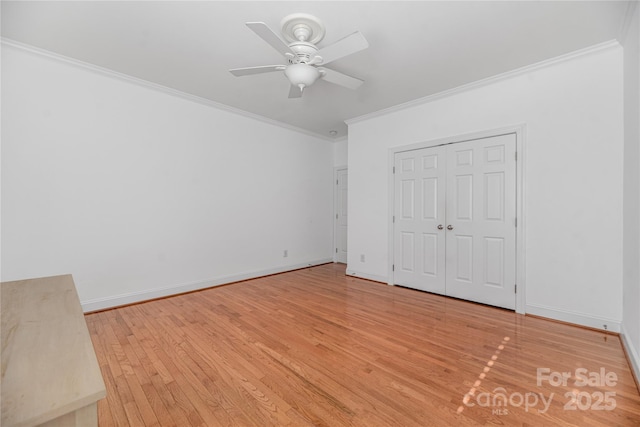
86 263 640 426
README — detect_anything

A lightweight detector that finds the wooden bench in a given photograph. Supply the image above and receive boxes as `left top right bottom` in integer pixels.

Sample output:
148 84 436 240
1 275 106 427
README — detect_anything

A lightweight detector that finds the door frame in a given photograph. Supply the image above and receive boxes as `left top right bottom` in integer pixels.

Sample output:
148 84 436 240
334 166 348 264
387 125 527 314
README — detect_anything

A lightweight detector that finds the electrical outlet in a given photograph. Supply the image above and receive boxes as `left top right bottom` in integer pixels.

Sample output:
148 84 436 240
360 254 365 262
283 250 288 258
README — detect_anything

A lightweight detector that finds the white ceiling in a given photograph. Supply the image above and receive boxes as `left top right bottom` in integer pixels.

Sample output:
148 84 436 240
1 1 631 140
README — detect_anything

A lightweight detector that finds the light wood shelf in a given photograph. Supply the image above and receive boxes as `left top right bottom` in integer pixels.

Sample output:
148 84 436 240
1 275 106 427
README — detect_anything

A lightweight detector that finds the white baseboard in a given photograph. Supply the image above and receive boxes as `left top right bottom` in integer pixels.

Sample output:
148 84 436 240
336 278 622 334
345 269 388 284
81 258 332 312
621 323 640 386
526 303 621 333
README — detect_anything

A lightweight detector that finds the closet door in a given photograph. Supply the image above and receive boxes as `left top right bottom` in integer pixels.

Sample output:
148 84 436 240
445 134 516 309
392 133 517 310
393 147 447 294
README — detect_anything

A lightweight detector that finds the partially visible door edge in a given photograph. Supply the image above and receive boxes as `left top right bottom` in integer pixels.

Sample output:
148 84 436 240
334 166 348 264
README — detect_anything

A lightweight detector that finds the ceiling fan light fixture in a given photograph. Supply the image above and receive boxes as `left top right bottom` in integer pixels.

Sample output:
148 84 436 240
284 63 320 90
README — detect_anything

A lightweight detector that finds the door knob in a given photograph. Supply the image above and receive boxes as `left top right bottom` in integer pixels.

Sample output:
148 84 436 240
437 224 444 230
447 225 454 230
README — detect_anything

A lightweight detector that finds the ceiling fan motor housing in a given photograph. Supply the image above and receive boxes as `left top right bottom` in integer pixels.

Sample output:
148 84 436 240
287 41 319 64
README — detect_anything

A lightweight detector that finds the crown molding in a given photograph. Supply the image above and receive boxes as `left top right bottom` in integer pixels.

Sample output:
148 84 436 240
1 38 334 142
618 0 638 44
346 40 622 126
332 135 348 143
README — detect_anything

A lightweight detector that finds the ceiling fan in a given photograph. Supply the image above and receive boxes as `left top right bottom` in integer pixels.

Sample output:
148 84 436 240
229 13 368 98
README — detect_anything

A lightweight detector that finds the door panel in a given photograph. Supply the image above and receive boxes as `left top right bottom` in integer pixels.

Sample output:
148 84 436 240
484 172 505 221
422 233 438 276
484 237 504 286
401 232 415 272
401 180 415 219
422 178 438 219
455 175 474 220
454 235 473 282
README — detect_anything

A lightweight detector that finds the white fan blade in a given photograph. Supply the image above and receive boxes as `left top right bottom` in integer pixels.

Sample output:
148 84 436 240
319 67 364 90
246 22 295 57
229 65 285 76
288 85 303 98
316 31 368 65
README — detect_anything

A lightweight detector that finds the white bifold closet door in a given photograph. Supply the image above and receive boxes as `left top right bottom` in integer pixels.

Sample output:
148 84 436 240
394 145 448 294
393 134 516 310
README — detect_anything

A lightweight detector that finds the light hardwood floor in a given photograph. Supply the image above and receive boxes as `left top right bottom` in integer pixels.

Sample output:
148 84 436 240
86 263 640 426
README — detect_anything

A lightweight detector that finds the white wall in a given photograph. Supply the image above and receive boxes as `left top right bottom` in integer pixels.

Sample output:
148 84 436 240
333 138 348 167
1 44 334 311
347 45 624 330
622 3 640 379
